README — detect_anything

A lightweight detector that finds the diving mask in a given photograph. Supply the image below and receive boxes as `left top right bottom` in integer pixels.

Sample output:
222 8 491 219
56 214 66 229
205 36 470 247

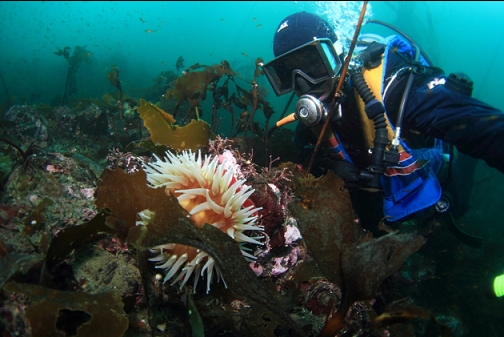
261 38 342 96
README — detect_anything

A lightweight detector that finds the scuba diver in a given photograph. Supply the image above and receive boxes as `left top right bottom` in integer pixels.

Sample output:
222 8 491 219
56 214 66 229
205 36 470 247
261 11 504 245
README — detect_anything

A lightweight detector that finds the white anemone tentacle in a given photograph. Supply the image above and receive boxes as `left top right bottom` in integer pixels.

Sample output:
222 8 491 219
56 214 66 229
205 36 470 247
139 150 264 293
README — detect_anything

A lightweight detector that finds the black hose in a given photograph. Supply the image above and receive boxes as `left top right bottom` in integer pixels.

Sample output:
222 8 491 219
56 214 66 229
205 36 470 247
394 44 420 142
352 72 388 188
396 69 415 132
353 72 374 104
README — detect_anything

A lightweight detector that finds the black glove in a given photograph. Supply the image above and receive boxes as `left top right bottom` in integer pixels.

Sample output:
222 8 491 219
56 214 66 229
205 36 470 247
319 158 360 187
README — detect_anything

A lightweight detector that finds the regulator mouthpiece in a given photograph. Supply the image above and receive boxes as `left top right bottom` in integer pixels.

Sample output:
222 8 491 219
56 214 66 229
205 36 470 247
296 95 326 126
295 94 342 127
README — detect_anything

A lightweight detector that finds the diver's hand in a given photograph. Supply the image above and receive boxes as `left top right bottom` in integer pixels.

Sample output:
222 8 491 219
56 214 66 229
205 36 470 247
321 159 360 186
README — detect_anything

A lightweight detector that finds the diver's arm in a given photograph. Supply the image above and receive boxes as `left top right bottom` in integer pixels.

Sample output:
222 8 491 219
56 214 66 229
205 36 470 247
404 84 504 173
293 122 360 184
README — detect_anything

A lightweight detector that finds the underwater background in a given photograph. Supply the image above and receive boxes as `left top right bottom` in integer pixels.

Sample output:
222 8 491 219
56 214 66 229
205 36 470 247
1 1 504 336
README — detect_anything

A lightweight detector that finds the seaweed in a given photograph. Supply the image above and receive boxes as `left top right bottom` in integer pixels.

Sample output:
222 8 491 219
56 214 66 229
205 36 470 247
175 55 185 73
288 170 425 335
0 136 29 162
0 253 44 288
373 298 452 336
136 98 212 151
239 57 268 148
3 281 128 337
155 57 278 156
43 212 117 273
0 136 48 177
54 45 93 104
164 62 232 118
0 211 134 336
94 168 304 336
106 65 124 119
